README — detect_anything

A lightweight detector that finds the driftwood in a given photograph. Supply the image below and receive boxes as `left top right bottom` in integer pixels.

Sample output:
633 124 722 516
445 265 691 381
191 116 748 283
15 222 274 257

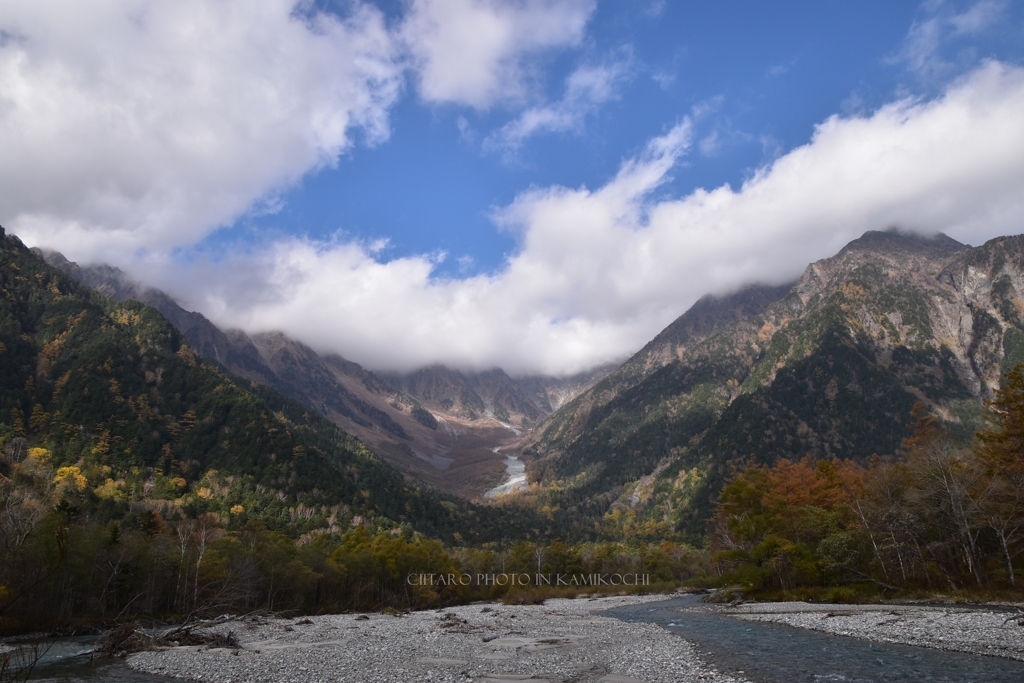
95 614 252 657
1003 610 1024 627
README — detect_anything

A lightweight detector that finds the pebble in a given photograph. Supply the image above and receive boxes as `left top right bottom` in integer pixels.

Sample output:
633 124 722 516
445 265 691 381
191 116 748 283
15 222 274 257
127 595 750 683
720 601 1024 660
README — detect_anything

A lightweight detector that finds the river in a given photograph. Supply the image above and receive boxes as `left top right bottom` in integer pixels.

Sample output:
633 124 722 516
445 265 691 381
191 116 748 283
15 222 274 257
484 446 528 498
6 636 172 683
603 595 1024 682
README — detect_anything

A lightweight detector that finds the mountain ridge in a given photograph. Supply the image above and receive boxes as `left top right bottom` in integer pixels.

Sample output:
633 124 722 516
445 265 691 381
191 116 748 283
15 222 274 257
516 229 1024 539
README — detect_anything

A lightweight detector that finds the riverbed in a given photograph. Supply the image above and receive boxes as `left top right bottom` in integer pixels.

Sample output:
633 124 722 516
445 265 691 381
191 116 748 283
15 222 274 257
484 447 528 498
19 594 1024 682
9 636 173 683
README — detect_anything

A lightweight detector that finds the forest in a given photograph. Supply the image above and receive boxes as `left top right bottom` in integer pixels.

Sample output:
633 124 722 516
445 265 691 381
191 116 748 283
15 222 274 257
708 367 1024 598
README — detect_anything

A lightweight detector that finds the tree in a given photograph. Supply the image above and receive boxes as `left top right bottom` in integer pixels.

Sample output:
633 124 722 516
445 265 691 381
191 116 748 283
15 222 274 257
976 364 1024 586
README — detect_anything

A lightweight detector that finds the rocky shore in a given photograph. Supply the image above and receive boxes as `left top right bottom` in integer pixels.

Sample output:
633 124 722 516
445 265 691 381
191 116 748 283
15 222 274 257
127 595 749 683
719 601 1024 660
124 595 1024 682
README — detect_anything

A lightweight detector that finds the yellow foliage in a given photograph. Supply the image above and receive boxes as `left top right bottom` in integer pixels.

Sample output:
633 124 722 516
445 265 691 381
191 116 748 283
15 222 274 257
230 504 245 515
177 345 197 365
28 447 50 462
54 466 88 491
94 478 126 499
170 477 187 489
839 281 867 301
91 431 111 456
197 487 213 499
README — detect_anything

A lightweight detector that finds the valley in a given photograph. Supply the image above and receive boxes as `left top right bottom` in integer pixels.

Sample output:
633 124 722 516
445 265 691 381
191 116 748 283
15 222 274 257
37 248 613 500
6 6 1024 678
8 225 1024 639
29 228 1024 531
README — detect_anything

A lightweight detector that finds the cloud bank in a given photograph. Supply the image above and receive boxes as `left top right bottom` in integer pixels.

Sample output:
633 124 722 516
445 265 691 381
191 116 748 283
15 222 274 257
147 62 1024 376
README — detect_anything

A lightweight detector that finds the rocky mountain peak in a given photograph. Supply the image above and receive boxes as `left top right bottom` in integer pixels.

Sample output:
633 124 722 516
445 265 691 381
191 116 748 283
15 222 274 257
838 228 966 259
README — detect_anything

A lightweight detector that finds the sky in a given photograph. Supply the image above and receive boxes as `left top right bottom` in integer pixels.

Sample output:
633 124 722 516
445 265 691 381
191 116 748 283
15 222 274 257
2 0 1024 376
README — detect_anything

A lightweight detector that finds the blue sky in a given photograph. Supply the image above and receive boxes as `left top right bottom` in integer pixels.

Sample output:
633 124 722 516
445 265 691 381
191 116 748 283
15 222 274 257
3 0 1024 374
228 1 1015 277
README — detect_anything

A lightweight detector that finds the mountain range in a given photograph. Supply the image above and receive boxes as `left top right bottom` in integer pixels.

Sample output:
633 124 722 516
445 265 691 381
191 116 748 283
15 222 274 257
36 249 612 498
24 228 1024 544
1 228 536 545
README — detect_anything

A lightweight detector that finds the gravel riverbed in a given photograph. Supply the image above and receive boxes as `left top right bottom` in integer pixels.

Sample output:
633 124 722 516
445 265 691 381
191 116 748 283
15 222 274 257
720 601 1024 660
127 595 750 683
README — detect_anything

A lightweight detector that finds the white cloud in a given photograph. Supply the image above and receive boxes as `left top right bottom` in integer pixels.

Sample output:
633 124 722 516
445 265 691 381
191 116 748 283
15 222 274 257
483 57 631 152
0 0 602 262
0 0 401 262
697 131 720 157
893 0 1006 78
6 3 1024 377
142 62 1024 376
399 0 595 108
948 0 1005 34
641 1 666 19
650 69 675 90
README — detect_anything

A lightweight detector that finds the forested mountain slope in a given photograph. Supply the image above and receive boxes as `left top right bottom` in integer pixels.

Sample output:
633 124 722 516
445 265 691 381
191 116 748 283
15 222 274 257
520 230 1024 539
2 228 537 543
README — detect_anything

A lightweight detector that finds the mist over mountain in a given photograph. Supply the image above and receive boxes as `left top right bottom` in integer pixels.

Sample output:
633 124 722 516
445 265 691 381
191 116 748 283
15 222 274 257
4 228 529 544
25 227 1024 548
32 228 1024 543
36 248 612 499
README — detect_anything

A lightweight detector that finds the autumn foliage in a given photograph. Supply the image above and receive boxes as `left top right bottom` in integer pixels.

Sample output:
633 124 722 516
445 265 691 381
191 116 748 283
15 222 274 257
710 367 1024 595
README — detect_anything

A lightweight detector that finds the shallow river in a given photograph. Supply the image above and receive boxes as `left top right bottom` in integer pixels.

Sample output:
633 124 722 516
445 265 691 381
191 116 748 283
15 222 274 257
9 636 173 683
604 596 1024 683
484 447 528 498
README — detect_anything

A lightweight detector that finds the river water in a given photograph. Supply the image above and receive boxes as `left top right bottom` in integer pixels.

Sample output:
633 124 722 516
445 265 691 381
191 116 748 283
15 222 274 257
6 636 175 683
484 447 528 498
603 596 1024 683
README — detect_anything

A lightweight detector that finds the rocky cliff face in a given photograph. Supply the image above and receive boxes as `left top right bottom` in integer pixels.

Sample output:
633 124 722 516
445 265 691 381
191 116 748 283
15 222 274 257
381 365 609 428
520 230 1024 538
